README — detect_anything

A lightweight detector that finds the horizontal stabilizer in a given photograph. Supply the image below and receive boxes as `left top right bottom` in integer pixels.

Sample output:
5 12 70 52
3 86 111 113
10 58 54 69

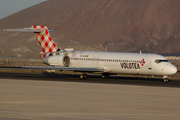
4 28 43 33
4 25 59 53
4 28 55 33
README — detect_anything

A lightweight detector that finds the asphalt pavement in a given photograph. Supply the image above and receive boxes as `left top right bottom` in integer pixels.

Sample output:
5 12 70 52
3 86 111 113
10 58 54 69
0 72 180 120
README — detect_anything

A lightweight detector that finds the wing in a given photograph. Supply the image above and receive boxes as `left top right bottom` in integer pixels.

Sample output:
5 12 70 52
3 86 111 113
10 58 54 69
23 66 103 72
0 66 104 73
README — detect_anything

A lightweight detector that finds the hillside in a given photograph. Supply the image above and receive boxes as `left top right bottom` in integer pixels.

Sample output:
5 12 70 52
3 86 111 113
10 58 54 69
0 0 180 57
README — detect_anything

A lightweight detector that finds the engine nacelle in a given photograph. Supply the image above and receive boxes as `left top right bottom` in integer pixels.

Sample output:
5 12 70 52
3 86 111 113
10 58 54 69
43 55 70 67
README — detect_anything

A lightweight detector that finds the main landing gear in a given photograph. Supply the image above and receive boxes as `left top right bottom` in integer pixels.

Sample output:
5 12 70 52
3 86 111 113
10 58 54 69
101 74 109 79
79 74 87 79
79 73 109 79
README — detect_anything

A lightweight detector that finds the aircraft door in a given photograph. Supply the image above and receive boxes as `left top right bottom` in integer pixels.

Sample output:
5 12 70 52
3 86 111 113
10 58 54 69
148 60 152 70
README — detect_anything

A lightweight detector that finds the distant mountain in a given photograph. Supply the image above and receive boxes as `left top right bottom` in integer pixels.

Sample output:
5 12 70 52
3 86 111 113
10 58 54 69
0 0 180 58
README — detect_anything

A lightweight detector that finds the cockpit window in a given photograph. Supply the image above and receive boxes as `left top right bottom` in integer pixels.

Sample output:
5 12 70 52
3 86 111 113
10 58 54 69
155 59 169 63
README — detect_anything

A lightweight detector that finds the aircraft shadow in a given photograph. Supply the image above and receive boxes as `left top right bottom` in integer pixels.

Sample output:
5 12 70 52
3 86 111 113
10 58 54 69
0 72 180 88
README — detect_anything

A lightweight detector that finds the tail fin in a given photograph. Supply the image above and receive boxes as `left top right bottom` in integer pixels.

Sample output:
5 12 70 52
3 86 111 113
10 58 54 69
4 26 60 53
33 26 60 53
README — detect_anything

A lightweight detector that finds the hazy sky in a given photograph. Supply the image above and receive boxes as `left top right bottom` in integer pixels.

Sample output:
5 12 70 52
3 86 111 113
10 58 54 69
0 0 46 19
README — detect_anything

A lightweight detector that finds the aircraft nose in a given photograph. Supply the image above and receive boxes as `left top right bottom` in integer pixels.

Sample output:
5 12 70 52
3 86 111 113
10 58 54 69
170 65 177 75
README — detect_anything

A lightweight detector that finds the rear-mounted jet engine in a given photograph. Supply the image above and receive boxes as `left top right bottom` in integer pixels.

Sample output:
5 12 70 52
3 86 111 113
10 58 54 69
43 55 70 67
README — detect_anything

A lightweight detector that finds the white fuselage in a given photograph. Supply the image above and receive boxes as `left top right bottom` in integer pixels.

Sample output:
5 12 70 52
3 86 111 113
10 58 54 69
43 51 177 76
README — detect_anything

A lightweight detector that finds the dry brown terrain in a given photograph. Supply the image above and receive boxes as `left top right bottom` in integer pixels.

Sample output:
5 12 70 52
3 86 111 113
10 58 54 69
0 0 180 57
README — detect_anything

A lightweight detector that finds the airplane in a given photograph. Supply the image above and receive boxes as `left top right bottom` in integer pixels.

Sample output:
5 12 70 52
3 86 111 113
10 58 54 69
4 26 177 82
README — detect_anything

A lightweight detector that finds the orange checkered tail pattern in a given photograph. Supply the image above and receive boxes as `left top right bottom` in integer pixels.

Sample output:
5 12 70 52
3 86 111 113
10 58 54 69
33 26 60 53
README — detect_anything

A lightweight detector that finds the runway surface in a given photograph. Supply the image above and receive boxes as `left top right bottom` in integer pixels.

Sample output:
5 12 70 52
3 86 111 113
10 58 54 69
0 72 180 120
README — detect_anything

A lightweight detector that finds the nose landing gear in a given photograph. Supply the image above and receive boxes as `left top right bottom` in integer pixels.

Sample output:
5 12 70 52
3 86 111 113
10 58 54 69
163 76 169 83
163 79 169 82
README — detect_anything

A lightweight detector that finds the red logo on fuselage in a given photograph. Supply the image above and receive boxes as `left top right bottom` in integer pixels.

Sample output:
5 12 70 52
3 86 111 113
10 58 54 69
140 59 145 66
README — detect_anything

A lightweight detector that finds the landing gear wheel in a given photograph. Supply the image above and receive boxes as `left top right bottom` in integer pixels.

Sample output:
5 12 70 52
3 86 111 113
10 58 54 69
83 74 87 79
163 76 169 83
164 79 169 83
80 74 84 79
101 74 109 79
79 74 87 79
